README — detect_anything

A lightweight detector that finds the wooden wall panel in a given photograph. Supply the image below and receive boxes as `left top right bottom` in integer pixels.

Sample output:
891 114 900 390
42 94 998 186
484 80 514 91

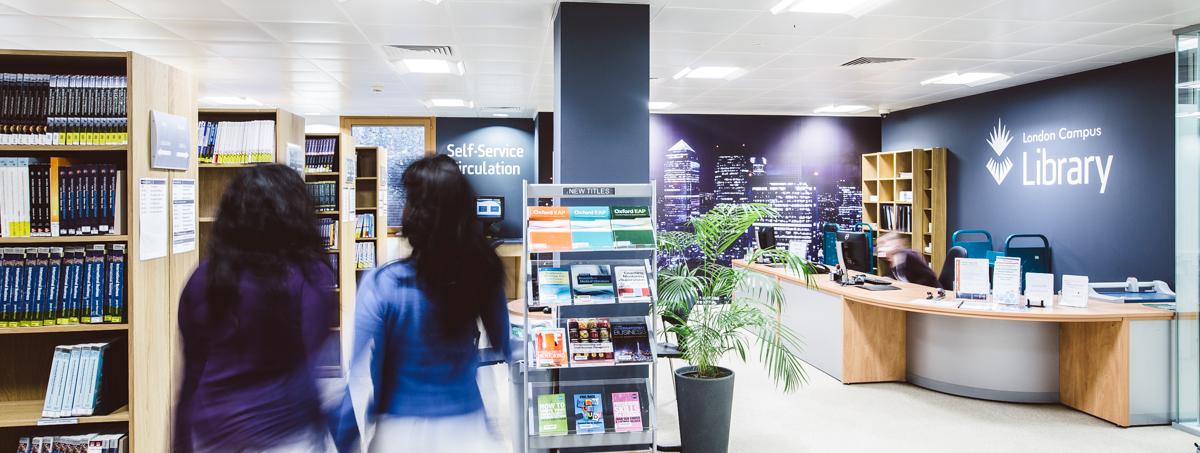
1060 320 1130 426
842 299 906 383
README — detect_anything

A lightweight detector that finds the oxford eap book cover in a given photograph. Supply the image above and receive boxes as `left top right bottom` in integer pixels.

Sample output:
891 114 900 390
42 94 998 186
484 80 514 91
610 205 654 248
568 206 613 250
528 206 572 252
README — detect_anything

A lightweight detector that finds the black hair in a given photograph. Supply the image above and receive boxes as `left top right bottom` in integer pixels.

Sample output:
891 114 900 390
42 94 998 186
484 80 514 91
401 154 504 332
204 164 329 342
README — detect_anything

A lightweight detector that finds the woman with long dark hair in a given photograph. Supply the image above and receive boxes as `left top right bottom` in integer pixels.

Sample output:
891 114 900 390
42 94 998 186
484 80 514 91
332 154 509 452
175 164 337 453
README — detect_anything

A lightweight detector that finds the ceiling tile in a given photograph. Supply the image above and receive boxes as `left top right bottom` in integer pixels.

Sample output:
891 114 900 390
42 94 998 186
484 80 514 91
708 33 808 54
967 0 1113 21
45 17 176 39
201 41 296 59
107 0 243 21
291 43 379 60
458 45 540 62
739 11 852 36
1146 7 1200 26
913 19 1034 41
650 50 704 67
1065 0 1198 24
1074 24 1179 47
650 31 729 52
359 25 456 45
221 0 351 23
1014 44 1126 62
160 19 276 42
661 0 779 10
943 42 1047 59
470 60 536 75
868 0 1001 18
0 4 20 14
1086 46 1173 63
789 37 890 56
456 26 546 48
258 22 367 44
872 40 972 59
651 7 759 33
5 36 121 51
448 1 551 29
102 38 211 57
825 15 948 40
969 59 1062 74
992 22 1119 44
2 0 137 18
764 53 863 70
338 0 451 26
0 15 88 37
692 51 782 68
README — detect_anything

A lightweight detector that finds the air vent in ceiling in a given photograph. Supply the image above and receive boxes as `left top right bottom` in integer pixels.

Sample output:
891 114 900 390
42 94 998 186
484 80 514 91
841 56 913 67
382 45 454 60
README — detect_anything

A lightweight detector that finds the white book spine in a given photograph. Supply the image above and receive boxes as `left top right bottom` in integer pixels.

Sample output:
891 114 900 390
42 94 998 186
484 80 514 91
41 346 71 417
58 345 82 417
73 344 99 416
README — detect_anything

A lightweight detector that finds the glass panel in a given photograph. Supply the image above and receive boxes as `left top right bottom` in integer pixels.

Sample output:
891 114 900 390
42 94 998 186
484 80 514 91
1175 29 1200 428
351 126 426 228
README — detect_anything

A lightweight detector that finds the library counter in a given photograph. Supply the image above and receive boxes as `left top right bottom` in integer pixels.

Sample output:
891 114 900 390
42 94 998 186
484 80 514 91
733 260 1173 427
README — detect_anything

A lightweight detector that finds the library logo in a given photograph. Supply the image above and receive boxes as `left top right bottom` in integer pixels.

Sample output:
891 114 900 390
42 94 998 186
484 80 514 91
985 118 1014 185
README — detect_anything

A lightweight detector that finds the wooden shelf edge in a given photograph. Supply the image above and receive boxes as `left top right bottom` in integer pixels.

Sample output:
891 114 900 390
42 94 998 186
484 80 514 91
0 235 129 244
0 401 129 428
0 323 128 335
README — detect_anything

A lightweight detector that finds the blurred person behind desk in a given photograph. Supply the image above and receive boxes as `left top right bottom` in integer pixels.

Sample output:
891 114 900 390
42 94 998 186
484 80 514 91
877 232 941 288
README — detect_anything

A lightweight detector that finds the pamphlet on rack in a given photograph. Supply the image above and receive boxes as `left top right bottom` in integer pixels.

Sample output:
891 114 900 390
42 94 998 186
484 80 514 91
992 256 1022 305
1060 275 1090 308
954 258 990 300
1025 272 1054 307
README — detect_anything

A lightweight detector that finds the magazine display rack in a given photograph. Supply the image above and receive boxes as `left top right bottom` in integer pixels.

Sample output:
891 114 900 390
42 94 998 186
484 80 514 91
519 182 658 452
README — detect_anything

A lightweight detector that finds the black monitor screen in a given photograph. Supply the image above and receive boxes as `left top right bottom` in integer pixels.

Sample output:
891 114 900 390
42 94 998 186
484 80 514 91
837 232 871 273
476 196 504 220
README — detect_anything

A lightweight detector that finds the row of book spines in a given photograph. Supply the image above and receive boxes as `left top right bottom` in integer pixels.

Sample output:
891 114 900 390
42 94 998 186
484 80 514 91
355 242 376 270
0 120 129 146
304 138 337 173
41 339 124 419
355 213 375 238
2 161 123 238
16 433 127 453
306 181 337 211
0 245 125 327
0 74 128 126
318 219 338 250
196 120 276 164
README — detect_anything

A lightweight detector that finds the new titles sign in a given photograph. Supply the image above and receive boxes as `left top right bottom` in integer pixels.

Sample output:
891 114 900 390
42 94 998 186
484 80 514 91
984 118 1114 194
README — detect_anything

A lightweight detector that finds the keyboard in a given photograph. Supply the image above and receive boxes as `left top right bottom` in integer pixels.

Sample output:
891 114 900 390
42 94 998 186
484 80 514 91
863 275 892 285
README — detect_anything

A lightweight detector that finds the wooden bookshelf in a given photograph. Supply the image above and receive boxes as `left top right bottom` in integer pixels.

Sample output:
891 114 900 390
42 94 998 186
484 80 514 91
861 148 947 277
0 49 196 452
197 108 305 260
304 133 356 375
354 146 385 275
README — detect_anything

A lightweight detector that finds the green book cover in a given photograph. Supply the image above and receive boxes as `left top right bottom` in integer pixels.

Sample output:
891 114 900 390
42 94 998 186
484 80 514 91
537 393 568 436
610 206 654 248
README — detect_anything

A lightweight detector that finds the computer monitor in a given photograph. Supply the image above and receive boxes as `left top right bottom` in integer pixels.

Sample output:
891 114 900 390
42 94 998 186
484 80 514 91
837 232 872 274
476 196 504 220
756 226 777 251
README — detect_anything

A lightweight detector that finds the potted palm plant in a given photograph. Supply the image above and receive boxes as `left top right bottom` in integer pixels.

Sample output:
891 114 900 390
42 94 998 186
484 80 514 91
656 203 813 453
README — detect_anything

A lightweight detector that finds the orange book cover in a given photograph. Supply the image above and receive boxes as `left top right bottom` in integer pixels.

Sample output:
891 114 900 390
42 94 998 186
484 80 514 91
528 206 572 252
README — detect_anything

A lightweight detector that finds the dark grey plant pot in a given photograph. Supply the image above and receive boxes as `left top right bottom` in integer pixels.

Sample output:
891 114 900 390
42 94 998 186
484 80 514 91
674 365 735 453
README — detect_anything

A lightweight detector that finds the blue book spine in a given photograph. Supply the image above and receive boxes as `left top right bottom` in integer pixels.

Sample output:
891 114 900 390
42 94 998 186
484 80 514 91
45 248 62 326
0 248 10 327
90 247 106 323
31 249 46 327
106 245 125 323
17 249 33 327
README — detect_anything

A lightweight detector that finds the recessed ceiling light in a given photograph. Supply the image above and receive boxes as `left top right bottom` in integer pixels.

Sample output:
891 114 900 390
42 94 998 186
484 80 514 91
920 72 1010 87
673 66 745 80
397 58 465 75
492 113 510 117
428 98 473 108
199 96 262 106
771 0 891 17
648 101 676 110
814 105 873 114
420 0 443 4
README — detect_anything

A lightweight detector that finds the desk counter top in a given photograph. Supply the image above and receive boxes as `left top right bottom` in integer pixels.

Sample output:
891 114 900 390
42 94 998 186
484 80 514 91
734 260 1174 322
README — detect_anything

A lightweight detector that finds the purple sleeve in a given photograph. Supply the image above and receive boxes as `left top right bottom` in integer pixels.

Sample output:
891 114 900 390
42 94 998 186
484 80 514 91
173 271 206 453
299 263 337 356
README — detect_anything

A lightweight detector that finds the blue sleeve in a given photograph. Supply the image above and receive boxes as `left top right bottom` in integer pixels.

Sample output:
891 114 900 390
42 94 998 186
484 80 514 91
332 269 389 452
482 289 512 362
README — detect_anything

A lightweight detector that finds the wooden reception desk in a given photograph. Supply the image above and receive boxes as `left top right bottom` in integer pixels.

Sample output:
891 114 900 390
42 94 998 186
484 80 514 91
734 260 1174 427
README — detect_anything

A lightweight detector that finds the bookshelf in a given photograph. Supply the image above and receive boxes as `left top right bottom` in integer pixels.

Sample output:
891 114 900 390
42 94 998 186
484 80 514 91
861 148 947 277
196 108 304 260
303 133 356 377
0 49 197 452
353 146 385 275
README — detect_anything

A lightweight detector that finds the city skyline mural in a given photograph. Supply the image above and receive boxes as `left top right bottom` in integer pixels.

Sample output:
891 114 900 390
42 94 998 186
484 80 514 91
651 114 882 264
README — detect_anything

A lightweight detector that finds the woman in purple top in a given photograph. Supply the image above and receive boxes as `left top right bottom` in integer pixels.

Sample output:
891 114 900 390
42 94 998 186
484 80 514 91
175 164 338 453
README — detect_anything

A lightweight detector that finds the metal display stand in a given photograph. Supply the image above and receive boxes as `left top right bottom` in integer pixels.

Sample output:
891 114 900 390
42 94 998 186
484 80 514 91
516 181 659 453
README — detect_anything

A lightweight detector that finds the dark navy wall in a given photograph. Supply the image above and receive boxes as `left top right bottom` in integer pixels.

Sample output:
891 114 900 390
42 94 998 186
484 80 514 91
882 54 1175 285
437 117 535 239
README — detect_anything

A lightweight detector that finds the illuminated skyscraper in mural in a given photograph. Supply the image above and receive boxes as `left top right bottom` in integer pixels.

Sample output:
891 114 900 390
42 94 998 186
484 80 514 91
661 139 701 231
750 173 819 260
715 155 751 205
836 179 863 227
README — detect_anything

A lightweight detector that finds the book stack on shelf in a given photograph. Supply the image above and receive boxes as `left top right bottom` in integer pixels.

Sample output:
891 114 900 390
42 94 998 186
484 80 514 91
354 242 375 271
879 205 912 233
0 160 124 238
0 73 127 146
317 219 338 251
14 433 127 453
196 120 276 164
40 338 127 419
1 244 125 328
307 181 337 213
304 137 337 173
520 183 658 452
354 213 376 239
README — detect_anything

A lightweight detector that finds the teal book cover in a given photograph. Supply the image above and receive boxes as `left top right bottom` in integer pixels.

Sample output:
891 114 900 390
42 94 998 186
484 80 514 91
568 206 613 250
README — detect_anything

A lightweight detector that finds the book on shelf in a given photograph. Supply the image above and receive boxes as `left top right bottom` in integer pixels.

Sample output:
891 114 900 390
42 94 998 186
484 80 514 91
610 206 654 248
40 337 127 419
570 265 615 304
304 137 337 173
355 213 375 239
528 206 572 252
0 73 128 145
611 392 644 433
573 393 606 434
567 318 614 366
536 393 568 436
611 319 653 364
569 206 613 250
306 181 337 212
532 327 567 368
534 266 572 306
0 244 126 327
613 265 651 304
355 242 376 270
317 219 338 250
15 433 128 453
197 120 276 164
0 159 124 238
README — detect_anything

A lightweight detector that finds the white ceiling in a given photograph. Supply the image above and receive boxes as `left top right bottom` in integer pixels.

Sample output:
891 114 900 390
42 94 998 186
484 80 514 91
0 0 1196 122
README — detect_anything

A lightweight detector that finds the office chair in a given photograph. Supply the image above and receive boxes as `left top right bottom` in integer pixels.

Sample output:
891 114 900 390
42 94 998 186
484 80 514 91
939 246 969 290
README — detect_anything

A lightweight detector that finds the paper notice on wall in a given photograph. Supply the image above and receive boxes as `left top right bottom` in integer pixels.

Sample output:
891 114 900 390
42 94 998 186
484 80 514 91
992 256 1021 305
343 154 357 222
172 178 197 254
138 178 169 261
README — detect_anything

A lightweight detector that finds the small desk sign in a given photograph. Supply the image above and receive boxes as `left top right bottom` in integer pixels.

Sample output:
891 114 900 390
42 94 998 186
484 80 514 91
150 110 191 170
1060 274 1090 308
954 258 990 300
1025 272 1054 307
992 256 1021 305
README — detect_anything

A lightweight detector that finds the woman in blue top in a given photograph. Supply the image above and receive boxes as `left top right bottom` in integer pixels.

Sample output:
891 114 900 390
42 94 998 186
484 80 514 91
333 155 510 452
